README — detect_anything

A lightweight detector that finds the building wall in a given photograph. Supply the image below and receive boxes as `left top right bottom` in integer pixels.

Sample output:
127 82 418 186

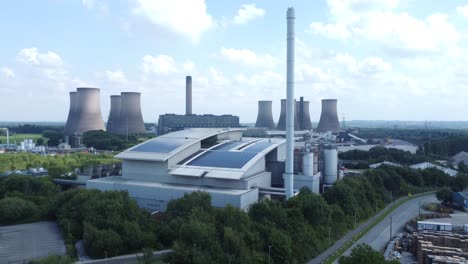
158 114 240 135
122 160 168 181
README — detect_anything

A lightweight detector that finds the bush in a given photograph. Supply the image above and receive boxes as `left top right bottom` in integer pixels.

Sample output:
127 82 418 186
0 197 38 223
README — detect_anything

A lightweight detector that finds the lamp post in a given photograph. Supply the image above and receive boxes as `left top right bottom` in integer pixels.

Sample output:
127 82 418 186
268 245 271 264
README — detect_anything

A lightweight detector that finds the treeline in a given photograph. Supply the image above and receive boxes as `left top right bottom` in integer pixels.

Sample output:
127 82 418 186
8 124 63 134
426 136 468 158
356 128 468 146
2 164 466 262
83 130 142 151
339 146 430 167
0 152 119 176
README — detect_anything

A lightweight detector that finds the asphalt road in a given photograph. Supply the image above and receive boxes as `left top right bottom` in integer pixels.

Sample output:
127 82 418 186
309 193 436 264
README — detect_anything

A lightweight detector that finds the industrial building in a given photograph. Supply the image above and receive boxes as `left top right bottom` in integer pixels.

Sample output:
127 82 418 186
87 128 288 211
86 128 328 211
316 99 341 133
157 114 240 135
63 88 106 145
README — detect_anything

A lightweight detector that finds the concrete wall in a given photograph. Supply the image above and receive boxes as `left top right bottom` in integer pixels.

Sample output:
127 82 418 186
122 160 168 181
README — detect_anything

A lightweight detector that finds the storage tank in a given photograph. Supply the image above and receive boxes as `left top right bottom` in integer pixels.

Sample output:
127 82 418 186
302 152 314 177
323 148 338 184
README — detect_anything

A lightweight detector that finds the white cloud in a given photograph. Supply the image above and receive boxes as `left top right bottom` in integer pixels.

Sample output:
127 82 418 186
142 54 178 75
311 1 460 55
17 47 63 67
220 47 279 68
105 70 128 83
457 5 468 18
0 67 15 78
133 0 215 42
182 60 195 73
82 0 109 15
357 57 392 76
82 0 94 9
233 4 265 24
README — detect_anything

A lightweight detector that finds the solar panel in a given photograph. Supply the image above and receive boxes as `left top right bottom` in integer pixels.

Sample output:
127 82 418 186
242 141 273 153
187 151 257 168
212 141 245 151
130 137 192 153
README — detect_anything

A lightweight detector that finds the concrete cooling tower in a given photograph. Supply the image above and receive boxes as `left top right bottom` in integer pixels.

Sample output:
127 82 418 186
255 101 275 129
277 99 299 131
106 95 121 133
64 91 78 136
69 88 106 134
117 92 146 135
316 99 340 133
296 98 312 130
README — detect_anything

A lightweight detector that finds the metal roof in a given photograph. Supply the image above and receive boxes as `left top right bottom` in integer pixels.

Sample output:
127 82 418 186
115 128 244 161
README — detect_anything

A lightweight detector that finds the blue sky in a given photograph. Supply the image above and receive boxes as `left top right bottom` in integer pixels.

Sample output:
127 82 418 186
1 0 468 122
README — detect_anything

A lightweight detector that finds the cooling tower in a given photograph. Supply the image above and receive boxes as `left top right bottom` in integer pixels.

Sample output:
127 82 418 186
277 99 299 130
316 99 340 133
186 76 192 115
64 91 78 136
255 101 275 129
118 92 146 135
296 98 312 131
106 95 121 133
74 88 106 133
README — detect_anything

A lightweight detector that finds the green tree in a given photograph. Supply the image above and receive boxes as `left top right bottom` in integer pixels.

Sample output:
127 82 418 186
0 197 38 223
339 244 398 264
436 187 453 205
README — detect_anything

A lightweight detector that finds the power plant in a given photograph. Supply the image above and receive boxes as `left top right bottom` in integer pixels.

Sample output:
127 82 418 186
64 88 105 140
117 92 146 135
255 101 275 129
106 95 121 133
277 99 299 131
316 99 340 133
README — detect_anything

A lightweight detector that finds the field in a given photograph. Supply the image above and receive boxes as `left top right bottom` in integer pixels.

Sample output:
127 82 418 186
0 133 45 144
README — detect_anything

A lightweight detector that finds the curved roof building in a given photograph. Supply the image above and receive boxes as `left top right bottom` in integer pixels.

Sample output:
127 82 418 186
87 128 287 211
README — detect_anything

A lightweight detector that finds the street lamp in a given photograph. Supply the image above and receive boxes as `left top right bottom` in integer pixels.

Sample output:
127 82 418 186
268 245 271 264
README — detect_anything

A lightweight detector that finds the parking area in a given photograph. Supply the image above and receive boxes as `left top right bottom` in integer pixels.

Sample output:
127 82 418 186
0 221 66 263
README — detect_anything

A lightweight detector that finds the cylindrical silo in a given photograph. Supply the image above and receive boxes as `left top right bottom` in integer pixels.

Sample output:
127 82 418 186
74 88 106 133
302 152 314 177
118 92 146 135
316 99 340 133
296 100 312 130
276 99 299 131
186 76 192 115
255 101 275 129
323 148 338 184
106 95 121 133
64 91 78 136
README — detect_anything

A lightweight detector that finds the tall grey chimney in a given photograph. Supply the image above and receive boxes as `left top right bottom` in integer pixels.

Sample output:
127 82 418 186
285 7 295 199
186 76 192 115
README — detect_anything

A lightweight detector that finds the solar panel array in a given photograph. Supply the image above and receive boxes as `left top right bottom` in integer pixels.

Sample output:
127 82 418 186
242 140 273 153
187 151 257 168
130 137 192 153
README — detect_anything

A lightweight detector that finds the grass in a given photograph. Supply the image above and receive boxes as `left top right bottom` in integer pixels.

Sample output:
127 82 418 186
322 192 433 264
0 133 45 144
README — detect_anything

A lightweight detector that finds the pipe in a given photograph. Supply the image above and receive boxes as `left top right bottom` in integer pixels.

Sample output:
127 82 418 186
285 7 295 199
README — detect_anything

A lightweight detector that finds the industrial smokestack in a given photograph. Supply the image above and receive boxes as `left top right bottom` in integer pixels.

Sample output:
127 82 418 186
118 92 146 135
186 76 192 115
285 7 295 199
316 99 340 133
74 88 105 134
296 99 312 130
277 99 299 131
106 95 121 133
64 91 78 136
255 101 275 129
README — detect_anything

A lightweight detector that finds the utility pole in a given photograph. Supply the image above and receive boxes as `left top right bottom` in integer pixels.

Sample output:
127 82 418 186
328 226 331 247
389 216 393 241
419 200 421 218
354 211 357 230
268 245 271 264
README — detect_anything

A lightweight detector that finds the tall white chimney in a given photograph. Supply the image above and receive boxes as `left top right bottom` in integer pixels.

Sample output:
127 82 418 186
285 7 295 199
